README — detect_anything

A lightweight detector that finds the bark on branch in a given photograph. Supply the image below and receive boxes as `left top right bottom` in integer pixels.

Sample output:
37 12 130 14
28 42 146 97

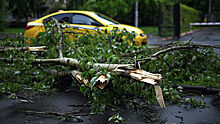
137 45 205 63
0 46 46 52
53 18 63 58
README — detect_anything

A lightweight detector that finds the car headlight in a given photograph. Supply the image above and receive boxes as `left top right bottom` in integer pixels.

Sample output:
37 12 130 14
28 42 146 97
140 33 145 37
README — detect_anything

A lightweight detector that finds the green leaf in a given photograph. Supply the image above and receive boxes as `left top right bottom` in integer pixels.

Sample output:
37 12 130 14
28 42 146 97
90 76 98 89
192 55 196 61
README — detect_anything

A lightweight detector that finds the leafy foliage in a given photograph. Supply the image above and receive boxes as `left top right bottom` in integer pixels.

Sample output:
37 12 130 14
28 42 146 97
0 20 220 121
108 113 124 123
8 0 46 19
159 1 201 36
0 34 55 95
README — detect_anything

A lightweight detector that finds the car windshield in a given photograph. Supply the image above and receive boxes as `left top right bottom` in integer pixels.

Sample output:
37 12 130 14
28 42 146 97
91 13 120 25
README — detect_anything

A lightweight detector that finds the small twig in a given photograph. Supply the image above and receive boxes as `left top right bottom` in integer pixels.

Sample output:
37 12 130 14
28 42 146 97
2 92 34 102
67 104 91 108
122 99 149 108
157 56 173 69
70 103 90 114
20 110 84 122
172 85 220 94
63 31 83 34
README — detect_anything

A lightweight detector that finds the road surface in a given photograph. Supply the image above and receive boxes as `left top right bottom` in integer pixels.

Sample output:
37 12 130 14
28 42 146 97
148 27 220 57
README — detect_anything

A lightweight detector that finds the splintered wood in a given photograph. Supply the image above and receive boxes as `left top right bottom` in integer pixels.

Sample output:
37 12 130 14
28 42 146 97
154 85 165 108
70 70 109 89
130 69 162 85
130 69 165 108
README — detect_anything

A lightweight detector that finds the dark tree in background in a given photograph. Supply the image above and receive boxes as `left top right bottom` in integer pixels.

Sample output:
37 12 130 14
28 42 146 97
181 0 220 14
0 0 9 31
8 0 46 22
2 0 219 30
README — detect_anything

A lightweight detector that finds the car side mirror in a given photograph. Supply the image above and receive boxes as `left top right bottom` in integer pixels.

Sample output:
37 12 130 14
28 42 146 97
91 21 103 27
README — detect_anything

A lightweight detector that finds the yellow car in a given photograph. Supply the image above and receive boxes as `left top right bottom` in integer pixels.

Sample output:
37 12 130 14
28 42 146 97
24 10 147 45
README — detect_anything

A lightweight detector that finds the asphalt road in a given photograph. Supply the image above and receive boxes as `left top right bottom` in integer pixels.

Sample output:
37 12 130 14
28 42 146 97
148 27 220 57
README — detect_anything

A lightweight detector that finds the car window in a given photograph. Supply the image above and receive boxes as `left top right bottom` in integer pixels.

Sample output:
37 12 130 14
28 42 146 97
72 14 102 26
44 13 73 23
92 13 120 25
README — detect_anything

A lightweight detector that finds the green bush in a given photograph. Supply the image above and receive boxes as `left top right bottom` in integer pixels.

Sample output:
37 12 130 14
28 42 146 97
180 4 201 26
159 1 201 36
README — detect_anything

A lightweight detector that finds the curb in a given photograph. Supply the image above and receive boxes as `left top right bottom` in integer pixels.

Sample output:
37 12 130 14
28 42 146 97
161 28 203 41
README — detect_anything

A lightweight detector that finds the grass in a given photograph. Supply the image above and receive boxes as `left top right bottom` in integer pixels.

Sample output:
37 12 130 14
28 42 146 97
139 26 158 35
0 28 25 34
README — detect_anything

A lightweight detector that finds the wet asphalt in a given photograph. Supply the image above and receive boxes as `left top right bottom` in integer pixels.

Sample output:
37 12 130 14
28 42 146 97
1 27 220 124
148 27 220 57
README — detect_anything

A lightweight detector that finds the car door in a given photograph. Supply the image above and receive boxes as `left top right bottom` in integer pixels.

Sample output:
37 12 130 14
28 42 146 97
42 13 78 40
70 13 103 36
43 13 104 41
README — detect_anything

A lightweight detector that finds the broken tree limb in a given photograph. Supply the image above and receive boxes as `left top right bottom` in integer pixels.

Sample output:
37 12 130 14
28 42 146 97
0 58 135 72
137 44 220 64
130 69 162 85
129 69 165 108
70 70 109 89
37 63 165 106
53 18 63 58
0 46 46 52
137 45 201 63
154 85 165 108
0 56 165 108
0 57 165 108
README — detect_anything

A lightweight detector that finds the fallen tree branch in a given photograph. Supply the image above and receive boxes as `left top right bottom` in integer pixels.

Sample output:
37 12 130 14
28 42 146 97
0 58 135 71
0 57 165 107
137 45 202 63
0 46 46 52
121 43 220 60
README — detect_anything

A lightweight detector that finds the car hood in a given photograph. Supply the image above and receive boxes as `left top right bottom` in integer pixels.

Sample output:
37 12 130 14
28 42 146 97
107 24 144 34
